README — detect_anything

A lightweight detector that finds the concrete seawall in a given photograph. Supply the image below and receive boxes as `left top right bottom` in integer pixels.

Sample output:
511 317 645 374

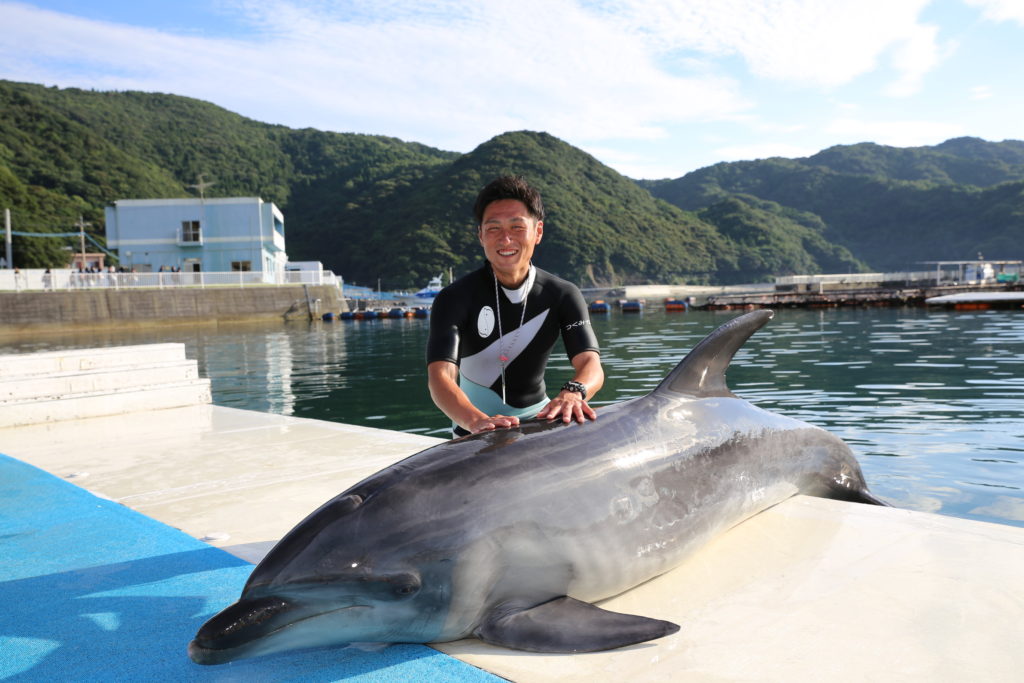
0 285 345 333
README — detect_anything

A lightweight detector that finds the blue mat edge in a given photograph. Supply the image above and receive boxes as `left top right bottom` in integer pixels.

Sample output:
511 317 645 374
0 451 500 682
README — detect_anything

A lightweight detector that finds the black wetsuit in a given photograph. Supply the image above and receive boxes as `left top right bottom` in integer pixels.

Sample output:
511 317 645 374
427 263 599 433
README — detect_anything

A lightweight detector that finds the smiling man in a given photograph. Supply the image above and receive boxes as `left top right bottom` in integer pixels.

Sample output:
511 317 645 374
427 175 604 436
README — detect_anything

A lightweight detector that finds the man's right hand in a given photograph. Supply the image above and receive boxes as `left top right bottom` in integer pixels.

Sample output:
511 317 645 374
467 414 520 434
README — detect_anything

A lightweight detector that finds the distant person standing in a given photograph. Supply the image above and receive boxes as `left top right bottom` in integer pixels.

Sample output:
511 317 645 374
427 175 604 436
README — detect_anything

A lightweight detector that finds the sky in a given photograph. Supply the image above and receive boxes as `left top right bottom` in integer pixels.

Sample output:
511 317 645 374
1 0 1022 179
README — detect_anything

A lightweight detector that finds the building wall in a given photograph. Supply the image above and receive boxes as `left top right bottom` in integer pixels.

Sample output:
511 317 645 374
105 197 287 276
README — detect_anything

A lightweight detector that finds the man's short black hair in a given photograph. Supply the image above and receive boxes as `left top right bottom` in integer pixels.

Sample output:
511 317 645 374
473 175 545 225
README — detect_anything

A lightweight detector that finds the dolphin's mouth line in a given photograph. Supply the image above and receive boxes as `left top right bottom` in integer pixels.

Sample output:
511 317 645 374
191 603 373 660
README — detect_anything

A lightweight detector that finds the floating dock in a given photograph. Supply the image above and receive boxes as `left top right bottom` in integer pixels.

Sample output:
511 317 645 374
705 284 1024 310
2 345 1023 681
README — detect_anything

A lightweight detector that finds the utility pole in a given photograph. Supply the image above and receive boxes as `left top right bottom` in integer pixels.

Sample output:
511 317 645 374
4 208 11 269
74 215 91 270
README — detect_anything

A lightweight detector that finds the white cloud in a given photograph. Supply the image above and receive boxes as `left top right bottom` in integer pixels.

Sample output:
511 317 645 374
969 85 993 100
882 22 942 97
712 142 820 163
0 0 1004 178
964 0 1024 25
593 0 941 92
585 145 700 179
825 117 965 146
0 0 749 152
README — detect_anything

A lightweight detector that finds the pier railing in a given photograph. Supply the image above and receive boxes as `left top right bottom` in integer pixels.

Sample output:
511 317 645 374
775 271 940 287
0 268 343 292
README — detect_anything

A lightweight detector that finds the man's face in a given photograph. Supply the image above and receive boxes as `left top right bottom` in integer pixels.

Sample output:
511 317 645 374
478 199 543 286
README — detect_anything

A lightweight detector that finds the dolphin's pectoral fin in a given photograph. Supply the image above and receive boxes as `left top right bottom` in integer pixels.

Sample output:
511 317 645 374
475 596 679 653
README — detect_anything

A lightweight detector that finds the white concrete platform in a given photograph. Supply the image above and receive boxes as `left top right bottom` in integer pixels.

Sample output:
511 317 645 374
0 343 210 427
0 343 190 378
2 404 1022 681
0 360 200 401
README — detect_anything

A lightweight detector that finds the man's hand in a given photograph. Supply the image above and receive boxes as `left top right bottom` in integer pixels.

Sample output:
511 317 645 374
467 414 520 434
536 389 597 424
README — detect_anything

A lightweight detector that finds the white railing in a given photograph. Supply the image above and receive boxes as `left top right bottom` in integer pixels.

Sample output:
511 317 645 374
776 271 946 286
0 268 343 292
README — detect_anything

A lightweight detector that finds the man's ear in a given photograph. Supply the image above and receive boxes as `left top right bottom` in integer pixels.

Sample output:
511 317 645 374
535 221 543 244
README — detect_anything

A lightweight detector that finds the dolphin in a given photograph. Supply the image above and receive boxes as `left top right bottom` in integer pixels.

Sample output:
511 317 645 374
189 309 885 664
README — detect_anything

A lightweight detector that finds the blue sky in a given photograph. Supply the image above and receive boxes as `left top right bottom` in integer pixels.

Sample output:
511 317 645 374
1 0 1022 179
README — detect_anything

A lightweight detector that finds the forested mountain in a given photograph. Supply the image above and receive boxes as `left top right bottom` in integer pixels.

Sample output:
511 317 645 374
647 138 1024 271
2 79 1019 286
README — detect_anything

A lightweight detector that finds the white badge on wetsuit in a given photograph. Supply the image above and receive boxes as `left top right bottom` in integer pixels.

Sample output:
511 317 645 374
477 306 495 337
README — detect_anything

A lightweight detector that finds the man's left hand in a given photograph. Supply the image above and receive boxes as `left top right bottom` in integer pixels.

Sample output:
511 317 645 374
536 389 597 424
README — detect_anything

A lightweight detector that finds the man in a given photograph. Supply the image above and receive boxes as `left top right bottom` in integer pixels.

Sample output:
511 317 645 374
427 175 604 436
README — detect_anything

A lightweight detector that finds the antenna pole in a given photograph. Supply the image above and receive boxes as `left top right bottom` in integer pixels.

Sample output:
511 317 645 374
188 173 215 200
4 208 11 269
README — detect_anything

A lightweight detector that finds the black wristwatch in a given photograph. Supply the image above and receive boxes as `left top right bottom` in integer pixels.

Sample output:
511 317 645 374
561 380 587 401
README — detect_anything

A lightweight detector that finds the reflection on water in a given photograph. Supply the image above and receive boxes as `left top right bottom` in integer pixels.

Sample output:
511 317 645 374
1 308 1021 528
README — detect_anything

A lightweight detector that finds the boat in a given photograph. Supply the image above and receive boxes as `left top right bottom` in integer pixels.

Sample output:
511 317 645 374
392 274 445 308
589 300 611 314
925 291 1024 310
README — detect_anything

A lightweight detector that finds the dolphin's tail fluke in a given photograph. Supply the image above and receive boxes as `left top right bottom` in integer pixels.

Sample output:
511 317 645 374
827 484 892 506
653 309 774 399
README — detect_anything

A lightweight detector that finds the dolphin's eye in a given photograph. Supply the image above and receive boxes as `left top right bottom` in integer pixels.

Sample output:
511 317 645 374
394 583 419 596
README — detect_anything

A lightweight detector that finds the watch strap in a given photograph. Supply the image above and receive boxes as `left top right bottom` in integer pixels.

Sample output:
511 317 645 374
561 380 587 401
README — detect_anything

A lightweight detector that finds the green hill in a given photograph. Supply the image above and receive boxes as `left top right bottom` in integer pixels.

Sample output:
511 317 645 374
648 140 1024 271
4 79 1019 286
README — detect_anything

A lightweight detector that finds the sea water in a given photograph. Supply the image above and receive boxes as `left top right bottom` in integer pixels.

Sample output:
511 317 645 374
2 307 1021 528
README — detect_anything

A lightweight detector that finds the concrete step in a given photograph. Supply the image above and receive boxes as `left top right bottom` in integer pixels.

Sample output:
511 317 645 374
0 343 211 427
0 379 213 428
0 360 200 402
0 343 188 379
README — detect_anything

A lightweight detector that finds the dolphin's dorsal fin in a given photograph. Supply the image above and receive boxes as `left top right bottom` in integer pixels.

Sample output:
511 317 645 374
652 310 774 398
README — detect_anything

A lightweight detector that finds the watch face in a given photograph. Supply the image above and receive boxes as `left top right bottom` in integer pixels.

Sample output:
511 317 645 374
563 381 585 399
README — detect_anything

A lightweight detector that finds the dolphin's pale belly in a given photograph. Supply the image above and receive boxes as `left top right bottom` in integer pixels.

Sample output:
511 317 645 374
467 395 846 609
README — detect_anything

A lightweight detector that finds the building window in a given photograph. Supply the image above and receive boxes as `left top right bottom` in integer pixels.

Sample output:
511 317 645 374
181 220 202 243
231 261 252 272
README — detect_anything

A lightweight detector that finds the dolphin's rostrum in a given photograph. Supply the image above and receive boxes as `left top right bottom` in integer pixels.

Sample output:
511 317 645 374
189 310 885 664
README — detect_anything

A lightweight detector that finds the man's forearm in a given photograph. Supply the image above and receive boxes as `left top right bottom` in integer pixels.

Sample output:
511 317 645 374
428 363 485 430
570 351 604 400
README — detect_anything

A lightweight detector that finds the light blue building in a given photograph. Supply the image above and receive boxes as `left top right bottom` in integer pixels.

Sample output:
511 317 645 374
104 197 287 277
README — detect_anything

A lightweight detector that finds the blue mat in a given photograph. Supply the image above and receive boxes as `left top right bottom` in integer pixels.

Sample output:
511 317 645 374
0 453 499 682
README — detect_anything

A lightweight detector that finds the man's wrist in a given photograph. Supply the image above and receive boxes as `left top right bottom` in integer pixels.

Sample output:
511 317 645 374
561 380 587 401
